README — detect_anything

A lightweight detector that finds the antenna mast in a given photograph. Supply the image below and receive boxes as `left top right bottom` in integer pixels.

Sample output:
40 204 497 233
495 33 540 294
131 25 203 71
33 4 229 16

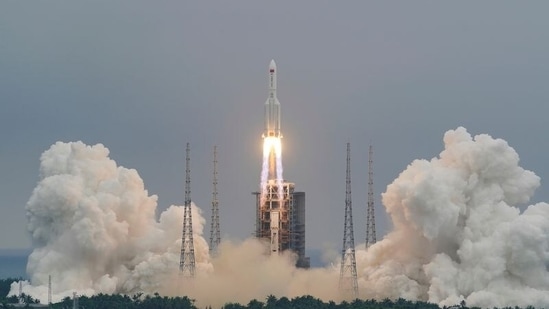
210 145 221 254
339 142 358 298
72 292 78 309
179 142 196 278
48 275 52 306
366 144 377 249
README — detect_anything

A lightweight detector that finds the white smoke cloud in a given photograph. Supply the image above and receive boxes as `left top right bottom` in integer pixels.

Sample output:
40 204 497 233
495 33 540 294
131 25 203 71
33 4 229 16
355 127 549 308
10 141 212 303
9 140 338 308
11 127 549 308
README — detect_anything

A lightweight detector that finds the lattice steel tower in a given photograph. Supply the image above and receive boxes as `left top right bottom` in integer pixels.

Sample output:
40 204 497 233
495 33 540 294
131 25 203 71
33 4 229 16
48 275 52 306
339 142 358 298
179 142 196 277
210 145 221 254
366 144 377 249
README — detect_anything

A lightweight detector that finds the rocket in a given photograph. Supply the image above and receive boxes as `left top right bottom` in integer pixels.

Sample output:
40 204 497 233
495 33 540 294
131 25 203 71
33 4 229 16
258 60 285 254
264 59 281 138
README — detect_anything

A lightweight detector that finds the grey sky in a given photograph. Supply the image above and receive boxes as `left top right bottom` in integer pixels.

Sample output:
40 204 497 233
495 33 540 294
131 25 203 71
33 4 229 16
1 2 548 251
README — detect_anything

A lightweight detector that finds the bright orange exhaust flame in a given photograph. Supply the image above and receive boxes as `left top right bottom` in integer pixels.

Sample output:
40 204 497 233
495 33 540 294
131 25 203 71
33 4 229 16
260 136 283 205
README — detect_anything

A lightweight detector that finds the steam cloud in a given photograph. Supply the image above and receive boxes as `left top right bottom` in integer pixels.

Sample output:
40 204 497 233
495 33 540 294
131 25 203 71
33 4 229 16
357 127 549 308
13 142 212 301
10 141 338 307
10 127 549 308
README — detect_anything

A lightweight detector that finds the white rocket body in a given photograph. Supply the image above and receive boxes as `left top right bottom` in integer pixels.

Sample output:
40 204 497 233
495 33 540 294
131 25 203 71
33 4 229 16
262 59 283 254
264 60 281 138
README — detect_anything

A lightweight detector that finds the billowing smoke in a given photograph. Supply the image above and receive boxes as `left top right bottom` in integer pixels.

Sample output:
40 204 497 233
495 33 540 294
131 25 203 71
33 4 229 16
10 127 549 308
9 141 338 308
10 142 212 302
356 127 549 308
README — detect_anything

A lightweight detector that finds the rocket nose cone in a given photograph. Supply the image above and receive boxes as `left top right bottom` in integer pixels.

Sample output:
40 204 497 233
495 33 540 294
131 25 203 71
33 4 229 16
269 59 276 71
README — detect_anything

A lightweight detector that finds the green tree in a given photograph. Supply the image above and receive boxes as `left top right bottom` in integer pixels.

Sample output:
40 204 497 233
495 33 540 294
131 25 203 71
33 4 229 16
247 299 264 309
275 296 291 309
0 278 21 302
265 295 277 309
19 293 39 304
138 293 195 309
291 295 324 309
222 302 246 309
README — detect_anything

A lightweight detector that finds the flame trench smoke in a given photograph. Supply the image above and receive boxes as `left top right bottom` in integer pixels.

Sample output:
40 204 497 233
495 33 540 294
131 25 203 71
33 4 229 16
11 140 338 308
357 127 549 308
10 127 549 308
11 141 211 302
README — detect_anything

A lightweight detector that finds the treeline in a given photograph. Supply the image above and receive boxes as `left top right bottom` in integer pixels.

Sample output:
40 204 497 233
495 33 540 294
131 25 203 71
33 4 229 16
0 278 35 305
0 278 542 309
224 295 442 309
55 293 195 309
0 278 19 301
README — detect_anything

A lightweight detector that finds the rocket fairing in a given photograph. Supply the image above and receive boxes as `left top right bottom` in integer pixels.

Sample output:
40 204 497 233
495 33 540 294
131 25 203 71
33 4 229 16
264 59 281 138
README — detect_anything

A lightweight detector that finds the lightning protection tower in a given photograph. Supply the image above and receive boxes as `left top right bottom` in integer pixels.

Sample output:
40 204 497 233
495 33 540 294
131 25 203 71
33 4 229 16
48 275 52 306
365 144 377 249
179 142 196 278
72 292 78 309
210 145 221 254
339 142 358 298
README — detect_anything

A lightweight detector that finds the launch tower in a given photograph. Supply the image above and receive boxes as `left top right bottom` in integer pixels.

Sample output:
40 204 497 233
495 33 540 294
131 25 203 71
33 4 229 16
339 143 358 298
179 143 196 278
253 60 309 268
210 145 221 254
365 144 377 249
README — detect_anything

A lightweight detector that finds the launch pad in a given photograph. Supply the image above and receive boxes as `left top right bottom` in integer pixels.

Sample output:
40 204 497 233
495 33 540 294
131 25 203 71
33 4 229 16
254 60 310 268
253 181 309 268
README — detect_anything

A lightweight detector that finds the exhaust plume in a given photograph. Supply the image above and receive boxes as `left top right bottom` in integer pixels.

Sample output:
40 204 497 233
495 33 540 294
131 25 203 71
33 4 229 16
11 142 212 302
10 141 338 308
356 127 549 308
11 127 549 308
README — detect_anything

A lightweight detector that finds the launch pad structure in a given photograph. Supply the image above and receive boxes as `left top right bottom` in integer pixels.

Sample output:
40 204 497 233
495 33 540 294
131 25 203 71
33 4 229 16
253 60 310 268
253 181 309 268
